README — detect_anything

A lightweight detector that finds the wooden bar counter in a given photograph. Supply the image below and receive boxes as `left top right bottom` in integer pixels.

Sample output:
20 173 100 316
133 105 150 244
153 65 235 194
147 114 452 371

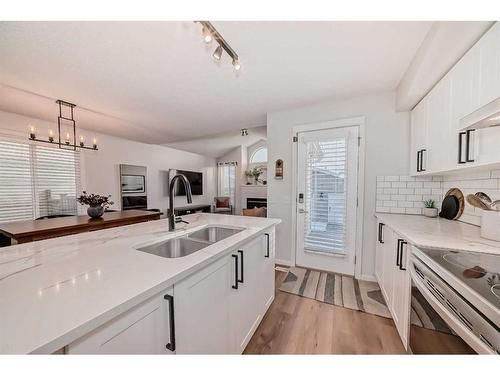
0 210 161 245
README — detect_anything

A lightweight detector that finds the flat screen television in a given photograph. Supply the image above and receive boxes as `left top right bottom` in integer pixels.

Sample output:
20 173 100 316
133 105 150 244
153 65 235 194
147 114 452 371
170 169 203 196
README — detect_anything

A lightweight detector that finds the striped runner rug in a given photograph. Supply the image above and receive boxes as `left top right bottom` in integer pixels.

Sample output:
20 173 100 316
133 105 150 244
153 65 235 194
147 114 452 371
279 266 452 334
279 266 391 319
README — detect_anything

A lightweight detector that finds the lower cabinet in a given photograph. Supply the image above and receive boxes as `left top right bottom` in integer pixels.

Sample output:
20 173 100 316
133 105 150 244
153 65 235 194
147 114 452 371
375 220 411 350
67 230 275 354
67 287 174 354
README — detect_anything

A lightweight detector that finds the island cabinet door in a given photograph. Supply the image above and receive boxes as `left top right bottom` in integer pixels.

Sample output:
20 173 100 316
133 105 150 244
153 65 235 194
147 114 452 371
260 229 276 315
230 235 266 353
66 287 174 354
173 255 233 354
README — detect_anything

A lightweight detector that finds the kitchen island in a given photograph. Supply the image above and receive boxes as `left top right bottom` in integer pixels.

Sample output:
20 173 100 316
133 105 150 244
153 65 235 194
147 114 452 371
0 213 280 354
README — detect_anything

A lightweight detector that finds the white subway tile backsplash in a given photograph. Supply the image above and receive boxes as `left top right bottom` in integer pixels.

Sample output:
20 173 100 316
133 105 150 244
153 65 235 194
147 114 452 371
392 181 407 188
376 170 500 227
414 188 431 195
398 188 414 195
390 207 405 214
377 182 391 188
407 181 423 188
384 176 400 182
383 188 398 195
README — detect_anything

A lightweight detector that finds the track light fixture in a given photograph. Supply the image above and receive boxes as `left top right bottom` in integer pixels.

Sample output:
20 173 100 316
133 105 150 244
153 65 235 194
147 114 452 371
202 27 213 43
196 21 241 71
213 45 223 60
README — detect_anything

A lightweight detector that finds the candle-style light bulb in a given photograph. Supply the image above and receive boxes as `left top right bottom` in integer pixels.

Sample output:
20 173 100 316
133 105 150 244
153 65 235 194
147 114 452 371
79 135 85 147
65 132 70 145
92 137 98 150
48 129 54 142
29 124 36 140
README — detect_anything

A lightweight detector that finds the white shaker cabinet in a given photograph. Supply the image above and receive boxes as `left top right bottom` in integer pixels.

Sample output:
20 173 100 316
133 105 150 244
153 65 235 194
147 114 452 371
478 23 500 108
410 22 500 175
66 229 276 355
426 76 453 173
410 99 428 175
67 287 174 354
174 254 234 354
375 219 411 350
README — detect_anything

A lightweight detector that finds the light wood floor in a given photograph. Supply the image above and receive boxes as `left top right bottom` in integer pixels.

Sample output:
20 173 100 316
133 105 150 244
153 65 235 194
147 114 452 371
244 270 407 354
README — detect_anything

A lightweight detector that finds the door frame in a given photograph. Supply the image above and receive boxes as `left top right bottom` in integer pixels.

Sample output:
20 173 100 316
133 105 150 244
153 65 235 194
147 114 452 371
291 116 366 279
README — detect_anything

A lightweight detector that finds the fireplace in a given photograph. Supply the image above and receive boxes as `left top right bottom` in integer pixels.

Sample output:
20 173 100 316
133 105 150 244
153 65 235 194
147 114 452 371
246 198 267 209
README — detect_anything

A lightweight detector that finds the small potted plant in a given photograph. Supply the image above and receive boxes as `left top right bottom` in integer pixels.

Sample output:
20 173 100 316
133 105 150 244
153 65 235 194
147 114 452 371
77 191 114 219
423 199 438 218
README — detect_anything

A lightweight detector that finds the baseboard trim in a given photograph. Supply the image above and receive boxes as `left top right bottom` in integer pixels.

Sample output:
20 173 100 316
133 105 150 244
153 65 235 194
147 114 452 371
274 258 293 267
358 274 377 282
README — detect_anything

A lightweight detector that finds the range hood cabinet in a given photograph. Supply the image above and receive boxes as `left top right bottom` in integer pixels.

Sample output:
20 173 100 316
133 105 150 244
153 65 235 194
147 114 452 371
460 97 500 131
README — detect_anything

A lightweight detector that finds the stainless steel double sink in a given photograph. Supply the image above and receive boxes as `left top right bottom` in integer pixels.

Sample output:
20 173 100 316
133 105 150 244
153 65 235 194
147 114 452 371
135 226 243 259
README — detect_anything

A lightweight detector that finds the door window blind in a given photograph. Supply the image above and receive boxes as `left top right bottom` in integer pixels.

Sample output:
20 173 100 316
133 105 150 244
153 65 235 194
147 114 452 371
0 139 80 224
304 137 347 254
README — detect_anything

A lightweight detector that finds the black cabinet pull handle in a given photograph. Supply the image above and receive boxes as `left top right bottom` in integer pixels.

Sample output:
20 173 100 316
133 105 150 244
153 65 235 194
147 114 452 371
164 294 176 352
232 254 239 289
466 129 475 163
237 250 244 283
396 239 403 267
458 131 467 164
416 150 421 172
378 223 385 243
420 149 426 172
264 233 270 257
399 241 407 271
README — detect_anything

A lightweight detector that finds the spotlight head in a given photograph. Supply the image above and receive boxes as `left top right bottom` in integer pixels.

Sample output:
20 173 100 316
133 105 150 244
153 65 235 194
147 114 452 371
202 27 213 43
232 59 241 71
213 45 223 60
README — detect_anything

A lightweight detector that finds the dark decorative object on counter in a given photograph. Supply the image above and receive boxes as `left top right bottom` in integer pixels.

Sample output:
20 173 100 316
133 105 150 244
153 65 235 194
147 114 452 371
77 191 114 219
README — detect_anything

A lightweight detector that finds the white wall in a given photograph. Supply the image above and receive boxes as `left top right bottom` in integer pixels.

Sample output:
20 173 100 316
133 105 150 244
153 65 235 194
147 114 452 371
0 110 216 212
267 92 410 279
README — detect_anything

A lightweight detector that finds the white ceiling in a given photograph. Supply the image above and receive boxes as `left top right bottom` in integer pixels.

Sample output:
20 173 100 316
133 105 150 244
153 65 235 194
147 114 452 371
0 21 432 144
167 126 267 158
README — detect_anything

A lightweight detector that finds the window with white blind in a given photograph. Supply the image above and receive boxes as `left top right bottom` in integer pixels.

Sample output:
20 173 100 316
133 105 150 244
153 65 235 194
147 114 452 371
0 139 80 224
304 137 347 254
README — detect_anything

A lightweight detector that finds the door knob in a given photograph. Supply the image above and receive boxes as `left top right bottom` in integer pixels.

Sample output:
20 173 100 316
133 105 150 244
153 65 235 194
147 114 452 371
298 208 309 214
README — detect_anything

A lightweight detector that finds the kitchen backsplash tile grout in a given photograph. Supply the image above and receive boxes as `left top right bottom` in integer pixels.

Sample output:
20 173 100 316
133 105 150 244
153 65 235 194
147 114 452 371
376 169 500 226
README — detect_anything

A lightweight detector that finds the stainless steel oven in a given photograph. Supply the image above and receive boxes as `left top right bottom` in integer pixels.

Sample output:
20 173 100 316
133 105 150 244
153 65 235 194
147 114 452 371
409 248 499 354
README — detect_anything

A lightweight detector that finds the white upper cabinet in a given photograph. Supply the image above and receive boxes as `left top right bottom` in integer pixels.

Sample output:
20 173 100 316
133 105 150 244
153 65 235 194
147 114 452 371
478 24 500 107
410 22 500 175
410 98 427 175
426 75 452 173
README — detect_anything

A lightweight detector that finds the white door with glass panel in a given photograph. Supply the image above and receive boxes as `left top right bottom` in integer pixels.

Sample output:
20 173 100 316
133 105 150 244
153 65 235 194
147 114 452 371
296 126 359 275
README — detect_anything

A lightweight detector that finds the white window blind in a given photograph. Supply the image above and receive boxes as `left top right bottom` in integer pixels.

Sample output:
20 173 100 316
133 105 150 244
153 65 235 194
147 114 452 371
0 140 34 223
217 162 236 205
0 139 81 224
33 145 80 218
304 137 347 254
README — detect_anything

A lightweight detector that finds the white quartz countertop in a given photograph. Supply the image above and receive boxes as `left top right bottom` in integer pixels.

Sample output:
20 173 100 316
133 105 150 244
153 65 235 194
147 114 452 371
375 213 500 255
0 213 280 354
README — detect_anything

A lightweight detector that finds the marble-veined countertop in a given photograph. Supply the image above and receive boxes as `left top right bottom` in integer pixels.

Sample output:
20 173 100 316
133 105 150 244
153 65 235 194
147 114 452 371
0 213 280 354
375 213 500 255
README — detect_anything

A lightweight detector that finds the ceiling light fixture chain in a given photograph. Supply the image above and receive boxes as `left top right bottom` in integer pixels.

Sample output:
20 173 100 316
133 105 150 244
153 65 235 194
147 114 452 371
196 21 241 71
